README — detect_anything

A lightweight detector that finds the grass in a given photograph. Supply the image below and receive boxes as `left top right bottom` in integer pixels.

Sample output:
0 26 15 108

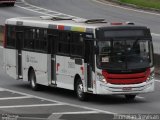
118 0 160 10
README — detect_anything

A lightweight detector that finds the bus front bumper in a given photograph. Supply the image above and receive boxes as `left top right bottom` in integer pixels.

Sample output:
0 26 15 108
96 80 154 95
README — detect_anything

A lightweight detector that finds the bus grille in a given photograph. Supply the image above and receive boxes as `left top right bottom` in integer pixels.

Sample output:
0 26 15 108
102 69 150 84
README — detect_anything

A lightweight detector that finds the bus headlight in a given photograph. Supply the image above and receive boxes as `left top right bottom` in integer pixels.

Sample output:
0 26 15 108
147 72 154 82
97 73 107 83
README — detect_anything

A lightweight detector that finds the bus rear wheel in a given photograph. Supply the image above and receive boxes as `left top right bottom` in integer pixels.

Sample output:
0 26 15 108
6 3 15 7
29 70 39 91
9 3 15 7
76 79 87 101
125 95 136 100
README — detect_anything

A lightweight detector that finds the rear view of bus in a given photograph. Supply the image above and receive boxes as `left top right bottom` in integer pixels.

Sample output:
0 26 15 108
95 25 154 100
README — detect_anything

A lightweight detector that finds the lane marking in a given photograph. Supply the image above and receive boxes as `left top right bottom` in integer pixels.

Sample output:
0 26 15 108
51 111 99 115
16 1 160 37
4 88 66 105
0 103 64 109
17 117 46 120
136 96 145 99
151 33 160 37
0 96 32 100
15 0 78 19
155 80 160 83
0 88 5 91
15 5 59 17
18 118 45 120
93 0 160 16
92 0 160 36
2 87 116 114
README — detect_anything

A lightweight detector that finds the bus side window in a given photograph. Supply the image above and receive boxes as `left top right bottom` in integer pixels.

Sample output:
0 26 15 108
34 29 48 52
57 32 70 55
70 32 83 57
39 29 47 52
6 25 16 48
47 29 59 54
24 28 34 49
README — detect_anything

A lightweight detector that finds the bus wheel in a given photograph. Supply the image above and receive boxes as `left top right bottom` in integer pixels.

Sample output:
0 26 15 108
125 95 136 100
6 3 15 7
9 3 15 7
29 70 39 91
76 79 87 101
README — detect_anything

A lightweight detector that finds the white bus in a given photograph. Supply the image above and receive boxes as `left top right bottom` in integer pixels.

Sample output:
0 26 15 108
3 16 154 100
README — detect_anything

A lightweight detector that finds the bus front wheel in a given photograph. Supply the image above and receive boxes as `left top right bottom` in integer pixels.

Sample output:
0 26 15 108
76 79 87 101
29 70 39 91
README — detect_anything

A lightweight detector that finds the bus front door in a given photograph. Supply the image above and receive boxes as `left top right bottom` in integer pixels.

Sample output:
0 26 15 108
16 32 23 79
85 40 94 91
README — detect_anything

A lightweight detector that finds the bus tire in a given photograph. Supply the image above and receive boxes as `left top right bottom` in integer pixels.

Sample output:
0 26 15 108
76 79 87 101
6 3 14 7
125 94 136 101
29 70 39 91
9 3 15 7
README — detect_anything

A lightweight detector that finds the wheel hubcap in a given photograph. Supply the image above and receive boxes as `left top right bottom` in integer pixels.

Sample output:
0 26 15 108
77 83 83 98
31 76 35 88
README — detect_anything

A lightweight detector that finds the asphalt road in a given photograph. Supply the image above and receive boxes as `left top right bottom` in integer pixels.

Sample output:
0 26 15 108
0 0 160 119
25 0 160 35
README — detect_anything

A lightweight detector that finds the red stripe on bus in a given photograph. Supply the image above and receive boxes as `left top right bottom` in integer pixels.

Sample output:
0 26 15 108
80 66 84 75
56 63 60 71
58 25 64 30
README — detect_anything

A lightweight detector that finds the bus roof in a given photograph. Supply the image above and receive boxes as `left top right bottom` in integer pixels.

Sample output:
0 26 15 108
5 16 147 33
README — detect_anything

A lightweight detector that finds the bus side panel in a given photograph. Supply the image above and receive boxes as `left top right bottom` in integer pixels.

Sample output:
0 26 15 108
56 55 73 90
56 55 85 90
22 51 48 86
65 56 85 90
3 48 17 79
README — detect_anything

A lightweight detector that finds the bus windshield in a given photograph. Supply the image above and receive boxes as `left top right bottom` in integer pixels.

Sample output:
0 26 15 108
97 38 153 72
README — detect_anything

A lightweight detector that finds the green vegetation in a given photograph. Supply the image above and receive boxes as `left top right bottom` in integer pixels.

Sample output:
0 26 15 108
119 0 160 10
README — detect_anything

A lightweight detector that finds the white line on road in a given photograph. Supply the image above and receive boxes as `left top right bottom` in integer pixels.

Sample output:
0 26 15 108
15 0 78 19
0 103 64 109
0 88 5 91
17 117 45 120
93 0 160 16
51 111 99 115
15 0 160 38
4 88 66 105
152 33 160 37
155 80 160 83
15 5 57 17
136 96 145 99
92 0 160 36
2 87 116 114
0 96 32 100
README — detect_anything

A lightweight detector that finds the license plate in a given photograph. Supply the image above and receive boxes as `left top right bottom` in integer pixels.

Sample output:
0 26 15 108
122 87 132 91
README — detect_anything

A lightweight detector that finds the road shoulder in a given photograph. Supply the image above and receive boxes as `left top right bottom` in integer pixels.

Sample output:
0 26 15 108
98 0 160 14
